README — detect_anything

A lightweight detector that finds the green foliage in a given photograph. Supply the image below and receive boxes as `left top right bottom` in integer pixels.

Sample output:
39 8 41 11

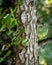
19 0 24 5
0 0 25 64
37 0 52 24
38 23 52 40
39 41 52 65
22 38 28 46
6 50 12 57
0 51 3 56
0 57 5 63
0 50 11 63
37 1 52 65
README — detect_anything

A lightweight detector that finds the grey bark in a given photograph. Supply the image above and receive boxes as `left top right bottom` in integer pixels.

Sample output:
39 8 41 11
17 0 39 65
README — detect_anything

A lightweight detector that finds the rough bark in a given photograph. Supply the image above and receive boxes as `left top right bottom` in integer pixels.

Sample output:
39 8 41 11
17 0 39 65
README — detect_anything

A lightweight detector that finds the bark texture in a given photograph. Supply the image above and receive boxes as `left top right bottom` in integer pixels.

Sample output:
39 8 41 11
17 0 39 65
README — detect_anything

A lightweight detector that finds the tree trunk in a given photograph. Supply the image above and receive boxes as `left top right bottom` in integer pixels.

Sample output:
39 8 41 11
18 0 39 65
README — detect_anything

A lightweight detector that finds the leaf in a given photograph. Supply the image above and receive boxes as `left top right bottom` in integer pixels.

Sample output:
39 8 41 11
13 6 18 13
0 25 6 32
19 0 24 5
6 31 13 36
10 18 17 28
3 14 11 24
22 38 28 46
0 51 3 56
3 14 9 19
11 37 20 45
0 57 5 63
11 37 23 45
1 45 5 51
6 50 11 57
